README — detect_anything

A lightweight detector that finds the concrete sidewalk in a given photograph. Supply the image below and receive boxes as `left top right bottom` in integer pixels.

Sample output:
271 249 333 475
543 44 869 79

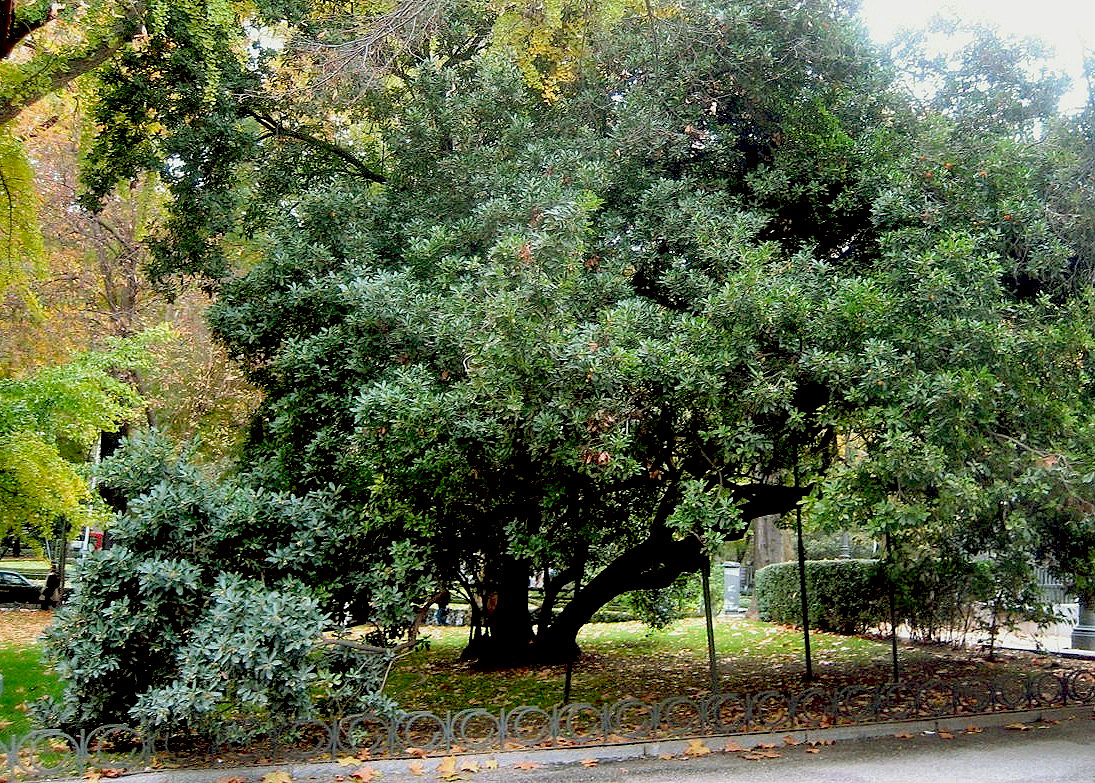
975 603 1095 659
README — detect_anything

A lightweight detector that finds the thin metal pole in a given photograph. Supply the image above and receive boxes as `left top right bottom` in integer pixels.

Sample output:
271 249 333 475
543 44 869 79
702 559 718 692
886 531 900 682
794 444 813 683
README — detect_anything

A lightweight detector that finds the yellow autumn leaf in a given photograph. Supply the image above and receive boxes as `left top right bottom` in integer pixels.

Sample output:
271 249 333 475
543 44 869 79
684 739 711 757
407 761 425 776
261 771 292 783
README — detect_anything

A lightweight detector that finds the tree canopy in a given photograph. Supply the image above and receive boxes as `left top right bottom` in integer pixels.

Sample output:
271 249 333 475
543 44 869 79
41 0 1095 669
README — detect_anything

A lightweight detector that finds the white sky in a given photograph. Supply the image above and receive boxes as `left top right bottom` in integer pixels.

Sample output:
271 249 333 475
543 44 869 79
858 0 1093 111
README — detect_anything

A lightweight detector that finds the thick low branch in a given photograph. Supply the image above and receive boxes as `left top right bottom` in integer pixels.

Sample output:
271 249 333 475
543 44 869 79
535 533 706 660
529 479 808 661
0 35 129 125
734 481 808 520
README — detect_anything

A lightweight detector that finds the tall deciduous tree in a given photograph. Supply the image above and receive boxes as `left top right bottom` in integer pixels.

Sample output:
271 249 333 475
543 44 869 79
0 328 166 542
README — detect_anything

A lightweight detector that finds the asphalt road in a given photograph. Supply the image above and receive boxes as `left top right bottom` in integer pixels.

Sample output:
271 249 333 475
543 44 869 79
485 717 1095 783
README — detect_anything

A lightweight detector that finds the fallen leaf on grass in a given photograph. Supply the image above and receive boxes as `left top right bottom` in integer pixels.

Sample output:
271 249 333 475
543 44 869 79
938 732 954 740
723 741 747 753
580 759 598 768
684 740 711 757
964 726 983 734
350 766 380 782
262 770 292 783
337 756 362 767
1006 723 1032 732
513 761 541 770
405 747 428 759
406 761 424 776
782 735 801 746
0 719 11 730
753 743 776 750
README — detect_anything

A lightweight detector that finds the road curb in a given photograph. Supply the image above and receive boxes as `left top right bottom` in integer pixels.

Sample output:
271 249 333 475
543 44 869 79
41 704 1093 783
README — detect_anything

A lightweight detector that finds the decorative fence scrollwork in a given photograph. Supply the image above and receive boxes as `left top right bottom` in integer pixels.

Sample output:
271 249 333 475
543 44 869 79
4 673 1090 778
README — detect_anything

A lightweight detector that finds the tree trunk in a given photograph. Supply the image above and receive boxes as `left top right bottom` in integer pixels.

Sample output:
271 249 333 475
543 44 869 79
752 513 791 571
461 554 533 666
749 512 792 618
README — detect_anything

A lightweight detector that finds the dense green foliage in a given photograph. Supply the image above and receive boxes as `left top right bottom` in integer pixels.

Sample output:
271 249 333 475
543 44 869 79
37 431 414 730
34 0 1095 669
755 560 887 635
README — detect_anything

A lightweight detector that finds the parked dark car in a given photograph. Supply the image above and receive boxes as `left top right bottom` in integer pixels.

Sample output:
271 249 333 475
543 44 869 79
0 570 42 604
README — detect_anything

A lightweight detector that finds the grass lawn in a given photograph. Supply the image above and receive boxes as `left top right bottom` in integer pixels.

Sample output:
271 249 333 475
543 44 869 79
384 616 1077 713
2 611 1089 738
0 615 62 739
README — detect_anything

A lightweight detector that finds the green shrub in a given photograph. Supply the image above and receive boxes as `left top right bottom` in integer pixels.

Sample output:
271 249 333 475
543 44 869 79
35 431 415 734
754 559 888 634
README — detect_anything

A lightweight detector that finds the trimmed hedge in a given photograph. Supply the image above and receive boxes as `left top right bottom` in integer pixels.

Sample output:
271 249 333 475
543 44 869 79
754 559 888 634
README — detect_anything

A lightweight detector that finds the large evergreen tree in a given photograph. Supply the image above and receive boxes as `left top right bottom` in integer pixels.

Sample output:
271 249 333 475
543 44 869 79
74 0 1095 664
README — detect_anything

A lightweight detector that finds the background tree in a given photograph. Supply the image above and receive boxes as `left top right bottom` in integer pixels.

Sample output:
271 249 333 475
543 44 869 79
0 329 165 544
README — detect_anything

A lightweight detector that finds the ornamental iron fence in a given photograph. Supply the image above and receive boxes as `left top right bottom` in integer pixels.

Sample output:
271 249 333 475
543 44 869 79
4 671 1094 778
